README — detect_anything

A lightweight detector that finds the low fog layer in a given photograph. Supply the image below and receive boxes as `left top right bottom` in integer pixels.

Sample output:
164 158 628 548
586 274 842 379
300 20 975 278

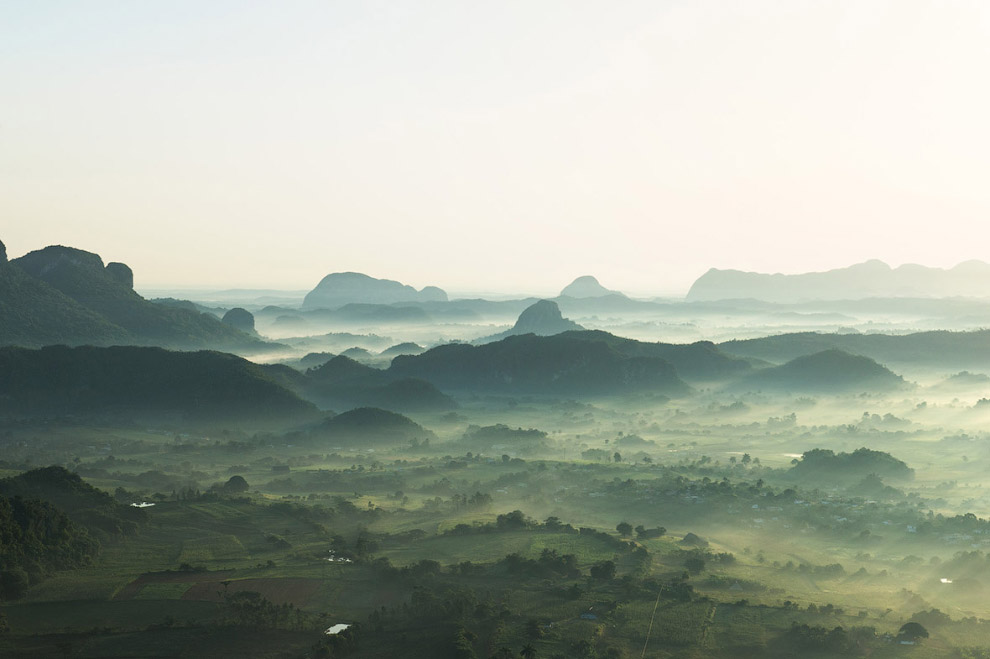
5 247 990 656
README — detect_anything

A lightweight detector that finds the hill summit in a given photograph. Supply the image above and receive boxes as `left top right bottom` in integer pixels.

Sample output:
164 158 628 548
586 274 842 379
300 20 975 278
511 300 583 335
733 349 906 393
560 275 622 298
478 300 584 343
302 272 447 309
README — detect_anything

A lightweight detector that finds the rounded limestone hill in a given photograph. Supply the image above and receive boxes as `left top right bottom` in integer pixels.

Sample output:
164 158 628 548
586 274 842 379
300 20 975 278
559 275 623 298
380 342 425 357
222 307 256 334
312 407 436 446
733 349 906 393
478 299 583 343
302 272 447 309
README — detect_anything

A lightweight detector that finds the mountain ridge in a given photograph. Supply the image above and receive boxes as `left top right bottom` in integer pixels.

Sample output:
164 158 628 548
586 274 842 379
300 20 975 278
687 260 990 302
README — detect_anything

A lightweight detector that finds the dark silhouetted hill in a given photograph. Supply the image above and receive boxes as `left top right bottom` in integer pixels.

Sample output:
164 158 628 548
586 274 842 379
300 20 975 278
0 345 319 425
0 466 147 538
559 330 750 382
731 349 905 393
310 407 436 446
296 352 336 370
357 378 458 412
380 342 425 357
302 272 447 309
222 307 256 334
298 355 456 412
4 244 274 351
308 355 382 385
389 333 689 396
0 257 129 346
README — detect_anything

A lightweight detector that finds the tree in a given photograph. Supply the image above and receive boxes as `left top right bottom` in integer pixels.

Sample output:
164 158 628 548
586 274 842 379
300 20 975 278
613 451 622 463
451 625 477 659
684 556 705 575
524 618 544 640
898 622 929 642
616 521 633 536
590 560 616 580
224 475 249 493
636 525 666 539
0 568 30 600
519 644 537 659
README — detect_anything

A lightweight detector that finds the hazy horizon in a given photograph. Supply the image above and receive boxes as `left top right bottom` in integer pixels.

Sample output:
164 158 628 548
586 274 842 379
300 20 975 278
5 1 990 293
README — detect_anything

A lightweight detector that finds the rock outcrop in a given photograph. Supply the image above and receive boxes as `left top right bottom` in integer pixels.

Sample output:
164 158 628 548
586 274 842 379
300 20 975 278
510 300 583 335
104 262 134 288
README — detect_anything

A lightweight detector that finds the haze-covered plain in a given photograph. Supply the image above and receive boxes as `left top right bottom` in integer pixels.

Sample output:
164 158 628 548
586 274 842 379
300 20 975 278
4 241 990 658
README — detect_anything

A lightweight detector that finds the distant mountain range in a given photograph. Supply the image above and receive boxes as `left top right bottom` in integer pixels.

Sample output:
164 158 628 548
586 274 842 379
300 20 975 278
720 329 990 369
0 242 274 351
302 272 447 310
687 260 990 302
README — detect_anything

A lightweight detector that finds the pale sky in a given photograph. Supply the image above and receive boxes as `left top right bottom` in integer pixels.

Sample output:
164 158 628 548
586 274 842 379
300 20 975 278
3 1 990 297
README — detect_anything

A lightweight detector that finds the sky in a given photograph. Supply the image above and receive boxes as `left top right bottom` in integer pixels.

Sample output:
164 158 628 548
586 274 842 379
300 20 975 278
3 1 990 297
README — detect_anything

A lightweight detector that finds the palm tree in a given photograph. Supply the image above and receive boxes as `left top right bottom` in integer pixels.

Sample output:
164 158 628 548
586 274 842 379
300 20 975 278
519 644 537 659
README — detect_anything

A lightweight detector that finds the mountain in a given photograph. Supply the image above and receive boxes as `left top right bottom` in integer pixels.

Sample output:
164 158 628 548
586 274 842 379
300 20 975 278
0 255 130 347
302 272 447 310
720 329 990 369
559 275 623 298
479 300 583 343
4 244 272 351
687 260 990 302
389 333 689 396
730 349 906 393
0 345 319 425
